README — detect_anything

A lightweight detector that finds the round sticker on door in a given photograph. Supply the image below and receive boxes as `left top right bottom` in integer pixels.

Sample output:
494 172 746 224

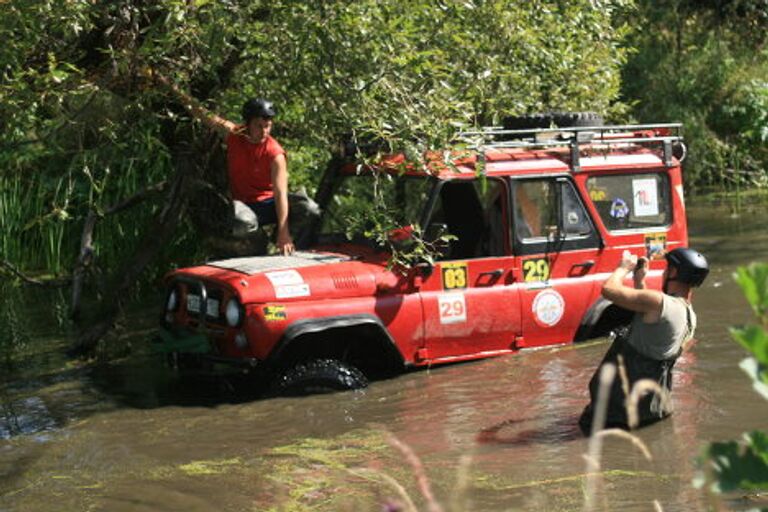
532 289 565 327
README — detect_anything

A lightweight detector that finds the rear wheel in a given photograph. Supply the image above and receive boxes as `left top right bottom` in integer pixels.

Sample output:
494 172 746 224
271 358 369 396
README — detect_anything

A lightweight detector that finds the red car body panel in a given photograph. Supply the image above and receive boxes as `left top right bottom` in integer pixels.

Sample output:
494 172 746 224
160 124 690 379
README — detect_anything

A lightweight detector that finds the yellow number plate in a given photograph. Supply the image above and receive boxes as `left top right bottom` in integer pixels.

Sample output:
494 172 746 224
522 258 551 282
441 262 468 290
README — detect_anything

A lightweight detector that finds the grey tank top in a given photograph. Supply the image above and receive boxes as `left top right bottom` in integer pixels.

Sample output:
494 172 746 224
627 295 697 361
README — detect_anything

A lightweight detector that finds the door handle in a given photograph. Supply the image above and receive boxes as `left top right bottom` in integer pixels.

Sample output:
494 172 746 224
476 269 504 286
569 260 594 277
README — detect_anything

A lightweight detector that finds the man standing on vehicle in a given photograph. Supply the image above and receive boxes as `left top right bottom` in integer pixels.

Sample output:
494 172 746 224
152 69 318 255
578 247 709 434
198 98 298 256
219 98 294 255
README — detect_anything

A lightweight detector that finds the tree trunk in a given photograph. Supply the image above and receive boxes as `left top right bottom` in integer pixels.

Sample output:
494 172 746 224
69 134 216 357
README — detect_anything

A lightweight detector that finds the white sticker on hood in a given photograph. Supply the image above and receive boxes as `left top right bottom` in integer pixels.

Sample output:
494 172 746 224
266 270 311 298
265 269 305 287
275 283 311 299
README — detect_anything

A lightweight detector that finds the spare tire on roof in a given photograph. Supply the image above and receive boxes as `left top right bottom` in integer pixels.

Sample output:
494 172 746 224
502 111 604 130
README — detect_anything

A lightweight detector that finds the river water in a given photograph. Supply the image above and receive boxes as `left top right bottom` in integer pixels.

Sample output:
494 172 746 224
1 195 768 511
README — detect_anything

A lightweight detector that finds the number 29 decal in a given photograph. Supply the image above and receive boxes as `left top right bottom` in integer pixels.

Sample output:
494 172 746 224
523 257 551 282
438 293 466 324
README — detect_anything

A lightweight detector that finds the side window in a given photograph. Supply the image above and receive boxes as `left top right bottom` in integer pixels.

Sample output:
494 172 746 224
561 181 593 236
514 180 557 240
586 173 671 231
425 178 507 260
513 178 598 254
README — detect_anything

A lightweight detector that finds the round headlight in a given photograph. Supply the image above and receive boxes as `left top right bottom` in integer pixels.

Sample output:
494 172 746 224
166 289 179 311
225 299 243 327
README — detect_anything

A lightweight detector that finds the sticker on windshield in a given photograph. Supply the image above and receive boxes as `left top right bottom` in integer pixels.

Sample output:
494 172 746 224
633 178 659 216
645 233 667 259
438 293 466 324
589 187 608 201
441 262 468 290
263 305 287 321
532 289 565 327
523 257 550 282
609 198 629 219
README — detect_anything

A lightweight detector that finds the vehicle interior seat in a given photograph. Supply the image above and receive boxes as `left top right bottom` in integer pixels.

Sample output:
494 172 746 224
439 181 485 259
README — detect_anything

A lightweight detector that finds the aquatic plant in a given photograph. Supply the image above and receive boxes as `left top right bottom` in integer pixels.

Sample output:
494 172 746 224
696 263 768 493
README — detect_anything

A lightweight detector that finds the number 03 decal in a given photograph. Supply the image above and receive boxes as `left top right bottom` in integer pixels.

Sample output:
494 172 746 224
441 262 468 290
523 258 551 282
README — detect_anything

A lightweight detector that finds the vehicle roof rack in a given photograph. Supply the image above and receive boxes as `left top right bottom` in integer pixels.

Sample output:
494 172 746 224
457 123 684 171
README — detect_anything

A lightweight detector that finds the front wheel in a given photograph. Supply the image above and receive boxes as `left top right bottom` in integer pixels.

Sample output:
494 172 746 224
271 359 369 396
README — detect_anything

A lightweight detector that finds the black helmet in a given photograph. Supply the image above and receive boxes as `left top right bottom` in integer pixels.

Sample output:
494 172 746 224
242 98 277 123
665 247 709 287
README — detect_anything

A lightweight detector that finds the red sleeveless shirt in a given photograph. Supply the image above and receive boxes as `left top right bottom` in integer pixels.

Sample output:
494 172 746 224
226 132 285 203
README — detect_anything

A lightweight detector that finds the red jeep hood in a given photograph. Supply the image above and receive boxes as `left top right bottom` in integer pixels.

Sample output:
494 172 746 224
167 250 396 304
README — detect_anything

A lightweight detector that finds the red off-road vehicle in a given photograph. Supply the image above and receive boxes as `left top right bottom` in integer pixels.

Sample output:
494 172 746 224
156 115 689 394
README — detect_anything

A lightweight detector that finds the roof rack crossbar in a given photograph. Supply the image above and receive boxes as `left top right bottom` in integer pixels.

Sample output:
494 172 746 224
457 122 683 138
474 135 682 150
455 122 685 171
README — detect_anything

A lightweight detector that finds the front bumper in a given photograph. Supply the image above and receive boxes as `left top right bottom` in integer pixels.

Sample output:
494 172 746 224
153 328 261 370
154 328 211 354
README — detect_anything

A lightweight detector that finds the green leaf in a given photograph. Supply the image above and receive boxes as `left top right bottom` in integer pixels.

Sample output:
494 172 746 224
734 264 768 319
739 358 768 400
703 433 768 492
730 325 768 367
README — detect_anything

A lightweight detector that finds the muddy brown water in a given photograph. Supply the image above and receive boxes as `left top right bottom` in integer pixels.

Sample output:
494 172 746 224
2 196 768 511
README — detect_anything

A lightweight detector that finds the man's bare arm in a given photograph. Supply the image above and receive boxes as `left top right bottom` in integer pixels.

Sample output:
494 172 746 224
271 154 294 255
150 70 237 136
602 252 662 317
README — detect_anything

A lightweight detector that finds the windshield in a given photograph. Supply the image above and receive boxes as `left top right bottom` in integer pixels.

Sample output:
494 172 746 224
320 173 435 238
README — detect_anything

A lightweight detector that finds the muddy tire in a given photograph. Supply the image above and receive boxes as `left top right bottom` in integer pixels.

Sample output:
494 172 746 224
502 111 603 130
271 359 369 396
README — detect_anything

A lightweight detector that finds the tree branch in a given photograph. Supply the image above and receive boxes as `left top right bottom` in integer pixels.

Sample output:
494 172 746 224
0 260 71 288
69 133 218 358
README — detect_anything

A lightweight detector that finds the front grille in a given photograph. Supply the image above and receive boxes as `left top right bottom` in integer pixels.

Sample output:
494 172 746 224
186 292 222 320
168 277 228 328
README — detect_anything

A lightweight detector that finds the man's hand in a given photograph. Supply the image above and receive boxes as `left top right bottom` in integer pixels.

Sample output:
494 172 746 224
603 251 663 316
277 228 295 256
620 250 638 271
633 256 649 289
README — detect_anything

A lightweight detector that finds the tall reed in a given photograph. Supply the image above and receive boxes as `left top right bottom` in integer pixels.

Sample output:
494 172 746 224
0 173 76 276
1 121 205 284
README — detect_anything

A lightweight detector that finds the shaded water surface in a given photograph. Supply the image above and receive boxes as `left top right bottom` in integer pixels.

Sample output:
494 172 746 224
2 196 768 511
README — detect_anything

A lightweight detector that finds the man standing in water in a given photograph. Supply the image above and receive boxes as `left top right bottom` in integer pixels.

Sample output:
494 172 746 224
579 247 709 434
